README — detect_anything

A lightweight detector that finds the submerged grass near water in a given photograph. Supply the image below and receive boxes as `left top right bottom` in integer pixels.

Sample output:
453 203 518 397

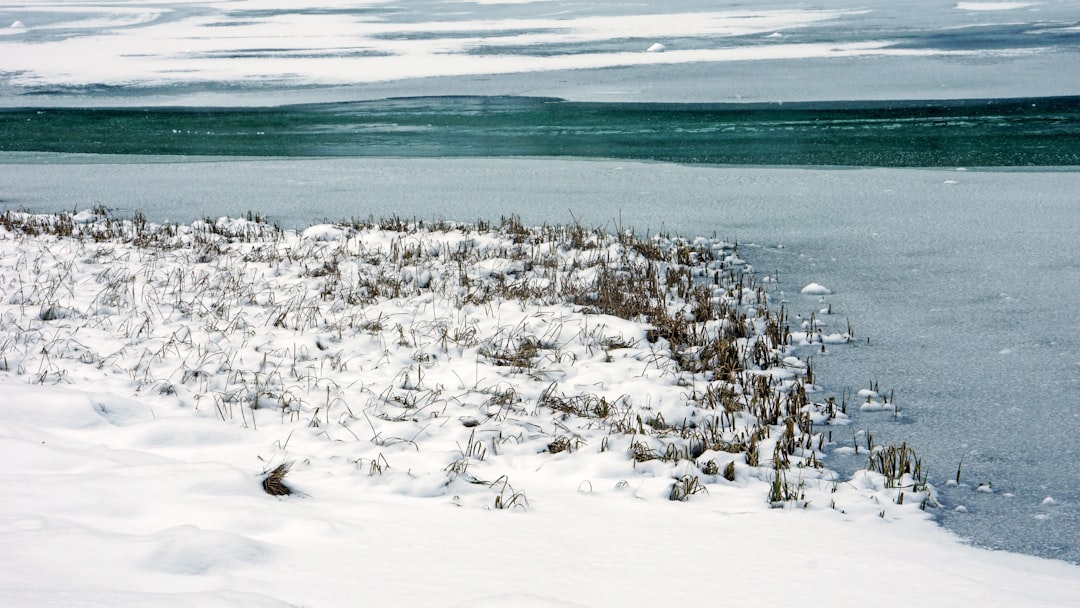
0 206 933 515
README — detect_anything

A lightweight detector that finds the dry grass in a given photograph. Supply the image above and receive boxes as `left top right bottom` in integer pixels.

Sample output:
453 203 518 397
262 462 294 496
0 208 917 510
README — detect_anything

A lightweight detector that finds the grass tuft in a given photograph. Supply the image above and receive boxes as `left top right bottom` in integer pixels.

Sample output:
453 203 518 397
262 462 294 496
669 475 708 501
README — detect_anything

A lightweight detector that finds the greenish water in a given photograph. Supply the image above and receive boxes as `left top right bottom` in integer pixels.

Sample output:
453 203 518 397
2 96 1078 166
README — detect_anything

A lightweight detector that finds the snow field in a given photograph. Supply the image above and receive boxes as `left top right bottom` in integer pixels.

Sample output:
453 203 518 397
2 209 1079 606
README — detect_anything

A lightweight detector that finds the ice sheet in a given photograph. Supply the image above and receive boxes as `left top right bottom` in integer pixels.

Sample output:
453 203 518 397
1 0 1078 104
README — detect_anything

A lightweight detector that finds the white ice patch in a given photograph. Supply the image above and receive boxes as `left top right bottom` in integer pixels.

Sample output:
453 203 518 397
0 5 888 90
800 282 832 295
956 2 1036 10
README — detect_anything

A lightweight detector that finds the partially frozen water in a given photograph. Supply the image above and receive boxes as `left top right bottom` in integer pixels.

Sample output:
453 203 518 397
2 0 1078 105
2 0 1078 569
3 97 1078 165
2 156 1078 563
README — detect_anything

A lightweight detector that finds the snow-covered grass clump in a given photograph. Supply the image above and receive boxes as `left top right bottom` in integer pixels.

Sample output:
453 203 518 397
0 208 928 510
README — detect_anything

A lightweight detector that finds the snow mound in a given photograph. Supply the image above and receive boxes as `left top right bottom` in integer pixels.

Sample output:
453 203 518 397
145 525 271 575
646 42 665 53
10 20 25 29
859 400 892 412
301 224 344 242
801 282 832 295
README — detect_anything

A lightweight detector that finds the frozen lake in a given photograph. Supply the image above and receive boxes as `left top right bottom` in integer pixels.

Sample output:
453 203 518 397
1 0 1078 105
2 0 1079 569
2 156 1078 563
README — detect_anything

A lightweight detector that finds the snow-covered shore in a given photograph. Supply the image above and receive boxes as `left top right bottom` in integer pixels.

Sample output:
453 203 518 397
2 210 1078 607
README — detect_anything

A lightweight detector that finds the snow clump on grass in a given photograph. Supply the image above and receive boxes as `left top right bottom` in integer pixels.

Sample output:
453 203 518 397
0 208 925 514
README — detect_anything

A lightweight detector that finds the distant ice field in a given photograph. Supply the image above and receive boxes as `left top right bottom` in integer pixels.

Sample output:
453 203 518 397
1 0 1079 105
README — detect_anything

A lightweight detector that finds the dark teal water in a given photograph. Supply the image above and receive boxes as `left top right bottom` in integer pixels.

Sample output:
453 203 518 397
2 96 1078 166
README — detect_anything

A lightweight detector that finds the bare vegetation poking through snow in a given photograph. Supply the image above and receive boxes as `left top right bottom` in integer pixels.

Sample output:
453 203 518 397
0 208 931 513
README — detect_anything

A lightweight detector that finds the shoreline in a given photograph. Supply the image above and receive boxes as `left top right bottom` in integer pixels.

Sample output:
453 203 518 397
2 209 1078 606
4 161 1077 565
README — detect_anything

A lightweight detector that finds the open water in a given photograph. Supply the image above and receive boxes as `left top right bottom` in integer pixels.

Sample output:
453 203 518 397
2 96 1078 166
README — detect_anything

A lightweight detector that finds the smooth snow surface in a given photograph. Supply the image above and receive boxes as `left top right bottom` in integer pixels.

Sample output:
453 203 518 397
7 382 1077 608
